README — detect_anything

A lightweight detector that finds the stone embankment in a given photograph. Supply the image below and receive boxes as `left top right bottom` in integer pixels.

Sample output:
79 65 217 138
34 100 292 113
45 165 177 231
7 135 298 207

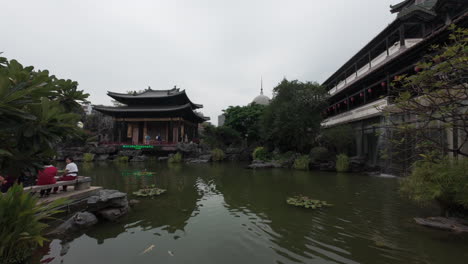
57 143 253 162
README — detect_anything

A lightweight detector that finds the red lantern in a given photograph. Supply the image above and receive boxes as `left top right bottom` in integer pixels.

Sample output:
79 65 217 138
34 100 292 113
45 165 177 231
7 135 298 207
351 97 355 102
381 82 387 87
360 92 364 97
337 104 340 108
368 88 372 93
344 100 347 104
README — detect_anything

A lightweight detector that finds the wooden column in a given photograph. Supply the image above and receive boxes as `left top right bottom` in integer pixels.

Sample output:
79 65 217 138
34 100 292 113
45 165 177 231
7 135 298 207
368 52 372 69
143 121 148 144
386 37 390 56
399 24 405 46
165 121 169 142
181 122 185 142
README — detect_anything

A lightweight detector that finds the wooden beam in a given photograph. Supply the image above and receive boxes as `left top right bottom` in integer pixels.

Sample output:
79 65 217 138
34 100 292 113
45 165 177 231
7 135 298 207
114 117 183 122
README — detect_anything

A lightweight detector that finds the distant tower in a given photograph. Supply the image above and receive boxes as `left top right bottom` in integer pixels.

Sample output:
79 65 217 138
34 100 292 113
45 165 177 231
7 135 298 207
252 76 270 105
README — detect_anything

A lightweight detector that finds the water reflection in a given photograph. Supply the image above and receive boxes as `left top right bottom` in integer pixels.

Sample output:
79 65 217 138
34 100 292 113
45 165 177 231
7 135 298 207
36 162 468 264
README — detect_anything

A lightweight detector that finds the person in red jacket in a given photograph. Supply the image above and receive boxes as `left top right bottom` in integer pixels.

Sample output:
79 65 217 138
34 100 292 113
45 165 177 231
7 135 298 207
37 160 58 197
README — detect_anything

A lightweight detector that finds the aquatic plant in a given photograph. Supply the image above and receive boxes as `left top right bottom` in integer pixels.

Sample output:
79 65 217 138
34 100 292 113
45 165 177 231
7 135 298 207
115 156 129 163
292 155 310 170
286 195 332 209
133 185 166 197
336 154 349 172
83 153 95 162
0 184 67 264
168 152 182 163
253 147 269 161
211 148 225 162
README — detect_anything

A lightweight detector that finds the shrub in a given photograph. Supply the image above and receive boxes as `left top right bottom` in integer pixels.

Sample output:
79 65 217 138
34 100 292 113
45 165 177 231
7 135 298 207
0 184 66 264
336 154 349 172
115 156 129 163
253 147 269 161
400 158 468 216
168 152 182 163
293 155 310 170
310 147 331 163
83 153 95 162
211 148 225 162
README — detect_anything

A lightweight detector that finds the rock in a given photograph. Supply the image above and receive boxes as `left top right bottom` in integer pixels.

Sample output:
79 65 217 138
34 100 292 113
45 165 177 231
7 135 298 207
199 154 212 161
73 155 83 162
129 199 140 206
158 157 169 161
186 159 210 164
95 146 117 154
226 147 242 154
319 161 336 171
130 155 147 162
98 206 129 221
87 189 128 211
414 217 468 233
247 161 281 169
96 154 109 161
49 212 98 235
177 142 198 153
118 150 142 157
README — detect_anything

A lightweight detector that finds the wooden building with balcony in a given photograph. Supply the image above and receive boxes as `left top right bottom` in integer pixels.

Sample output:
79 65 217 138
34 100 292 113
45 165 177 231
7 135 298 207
321 0 468 168
94 87 209 145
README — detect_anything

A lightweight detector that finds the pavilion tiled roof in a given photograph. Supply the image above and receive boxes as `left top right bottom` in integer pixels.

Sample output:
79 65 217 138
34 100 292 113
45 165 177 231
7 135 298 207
94 103 210 122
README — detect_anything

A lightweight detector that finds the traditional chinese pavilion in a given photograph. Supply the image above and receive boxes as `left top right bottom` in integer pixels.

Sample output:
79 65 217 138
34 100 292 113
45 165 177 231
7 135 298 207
94 87 209 145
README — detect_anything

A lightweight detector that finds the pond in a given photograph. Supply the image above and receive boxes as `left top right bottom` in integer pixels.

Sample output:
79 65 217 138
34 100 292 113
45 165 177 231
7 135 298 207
36 162 468 264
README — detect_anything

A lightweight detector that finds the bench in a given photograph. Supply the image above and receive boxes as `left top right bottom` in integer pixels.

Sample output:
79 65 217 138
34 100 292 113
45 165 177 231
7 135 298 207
23 176 92 193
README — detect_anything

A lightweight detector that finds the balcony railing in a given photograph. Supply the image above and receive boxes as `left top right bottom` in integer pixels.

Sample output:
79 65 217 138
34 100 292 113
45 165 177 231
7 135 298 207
329 38 422 97
322 98 389 127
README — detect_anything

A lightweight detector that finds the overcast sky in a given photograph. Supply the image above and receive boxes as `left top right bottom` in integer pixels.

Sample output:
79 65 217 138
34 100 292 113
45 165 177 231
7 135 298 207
1 0 398 124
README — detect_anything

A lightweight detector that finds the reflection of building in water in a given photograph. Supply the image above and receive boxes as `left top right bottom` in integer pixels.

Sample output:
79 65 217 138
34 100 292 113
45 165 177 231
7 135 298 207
94 87 210 145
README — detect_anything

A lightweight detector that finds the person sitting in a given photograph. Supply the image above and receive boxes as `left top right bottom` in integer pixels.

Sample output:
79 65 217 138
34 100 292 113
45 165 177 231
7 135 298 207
57 157 79 192
36 160 58 197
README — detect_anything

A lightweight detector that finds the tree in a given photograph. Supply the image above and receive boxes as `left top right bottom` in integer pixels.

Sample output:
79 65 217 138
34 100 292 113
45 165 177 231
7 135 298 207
0 56 89 179
223 103 266 143
201 124 242 149
383 25 468 160
320 125 355 155
262 79 328 153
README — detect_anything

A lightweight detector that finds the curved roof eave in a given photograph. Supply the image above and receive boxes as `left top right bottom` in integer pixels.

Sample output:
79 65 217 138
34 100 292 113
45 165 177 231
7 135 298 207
107 89 203 109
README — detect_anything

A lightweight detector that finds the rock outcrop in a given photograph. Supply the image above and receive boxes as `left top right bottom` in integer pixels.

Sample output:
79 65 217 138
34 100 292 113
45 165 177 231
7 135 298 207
49 212 98 235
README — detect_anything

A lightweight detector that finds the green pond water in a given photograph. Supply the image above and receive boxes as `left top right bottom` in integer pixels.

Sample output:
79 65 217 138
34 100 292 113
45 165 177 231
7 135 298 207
36 162 468 264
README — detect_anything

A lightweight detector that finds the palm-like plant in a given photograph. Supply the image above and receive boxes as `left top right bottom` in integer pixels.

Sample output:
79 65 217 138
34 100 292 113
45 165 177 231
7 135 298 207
0 56 89 176
0 184 67 264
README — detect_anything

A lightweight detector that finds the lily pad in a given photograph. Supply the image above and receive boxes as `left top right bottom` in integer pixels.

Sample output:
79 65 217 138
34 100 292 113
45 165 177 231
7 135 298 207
133 185 166 197
286 195 333 209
